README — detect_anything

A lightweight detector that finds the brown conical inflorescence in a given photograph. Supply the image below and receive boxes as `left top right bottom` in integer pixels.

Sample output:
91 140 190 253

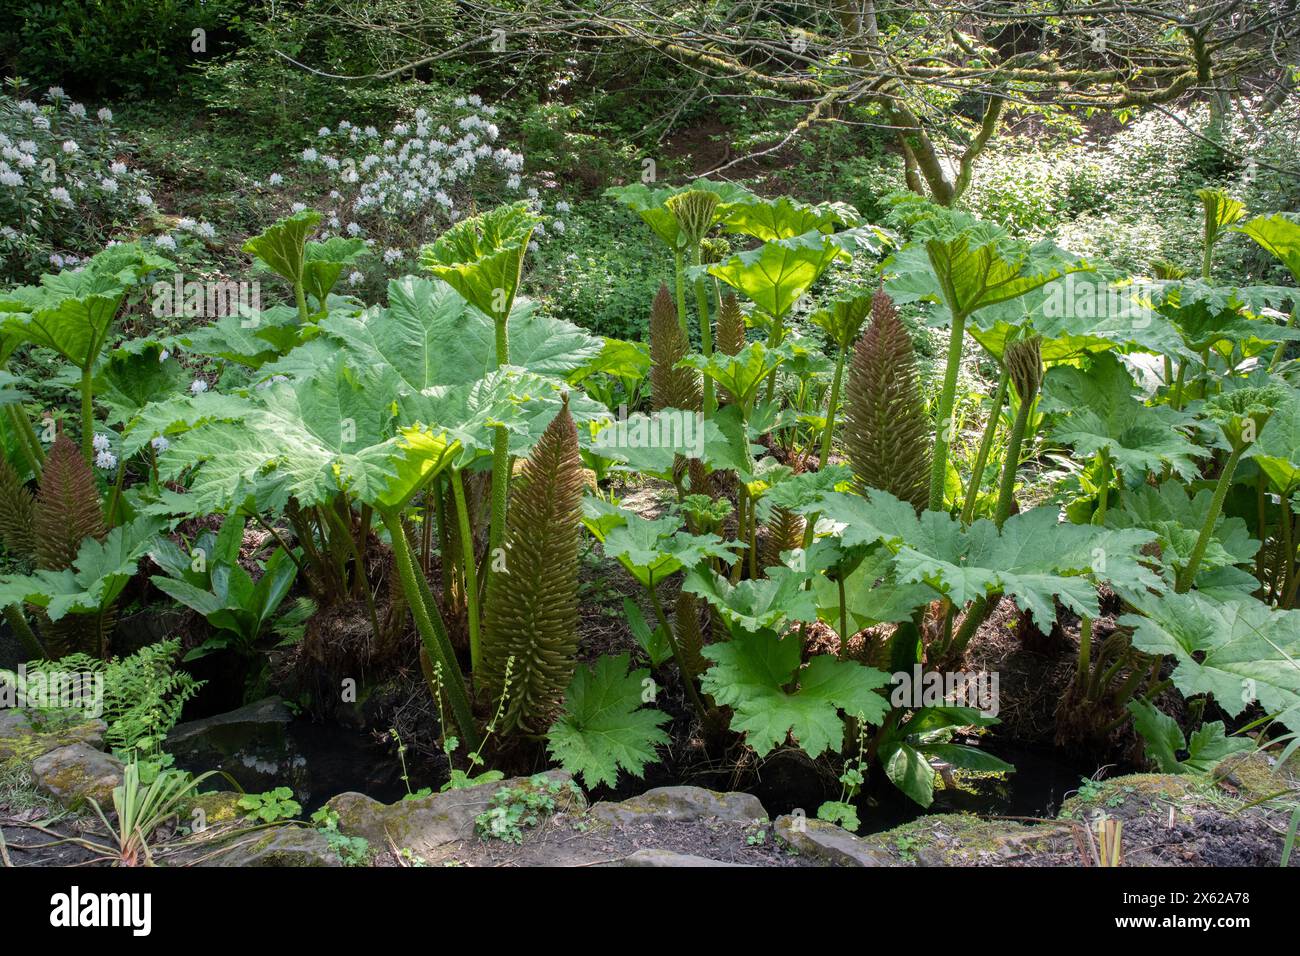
843 291 932 511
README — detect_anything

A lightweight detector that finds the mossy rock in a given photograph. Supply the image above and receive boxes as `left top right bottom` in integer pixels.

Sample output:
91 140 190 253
1058 773 1195 823
30 743 124 810
182 791 248 829
860 813 1070 866
208 826 341 867
0 711 107 773
328 770 583 853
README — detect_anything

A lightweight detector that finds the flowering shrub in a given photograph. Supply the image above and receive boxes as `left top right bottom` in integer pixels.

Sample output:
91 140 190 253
0 89 157 282
281 95 569 279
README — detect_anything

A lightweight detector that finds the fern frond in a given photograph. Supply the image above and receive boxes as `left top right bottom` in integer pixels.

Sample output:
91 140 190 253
843 292 931 511
481 398 585 733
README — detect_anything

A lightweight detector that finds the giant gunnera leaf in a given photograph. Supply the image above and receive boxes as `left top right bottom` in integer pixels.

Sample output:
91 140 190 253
547 653 671 789
807 490 1159 628
1123 591 1300 723
701 630 891 757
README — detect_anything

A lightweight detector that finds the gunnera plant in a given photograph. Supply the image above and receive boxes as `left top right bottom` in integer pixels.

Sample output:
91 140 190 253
481 398 585 733
761 505 806 571
649 283 701 412
0 454 36 559
715 292 746 404
843 292 931 511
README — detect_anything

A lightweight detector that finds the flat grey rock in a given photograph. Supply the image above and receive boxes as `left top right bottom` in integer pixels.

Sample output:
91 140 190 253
775 814 893 866
209 826 342 867
591 786 768 826
327 770 582 852
620 848 748 867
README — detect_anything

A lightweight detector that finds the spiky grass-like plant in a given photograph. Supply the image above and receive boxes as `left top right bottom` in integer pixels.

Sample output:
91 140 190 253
843 294 931 511
481 399 585 733
649 284 701 412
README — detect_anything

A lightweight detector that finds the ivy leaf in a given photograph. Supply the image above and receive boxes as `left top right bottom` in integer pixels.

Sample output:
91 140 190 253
546 653 670 789
1123 591 1300 720
701 631 891 757
1127 699 1252 774
683 565 819 634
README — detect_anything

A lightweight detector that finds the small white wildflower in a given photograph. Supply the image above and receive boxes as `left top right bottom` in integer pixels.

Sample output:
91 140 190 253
195 221 216 239
49 186 72 204
383 248 402 265
291 202 307 213
318 127 332 137
555 200 571 213
552 219 566 234
154 234 176 251
347 270 364 287
345 222 362 236
97 107 113 122
158 349 171 362
68 102 86 119
150 435 170 454
61 140 79 154
135 191 154 206
268 172 283 186
32 116 50 131
46 86 65 101
17 100 37 114
92 432 111 452
95 449 118 471
99 177 118 193
0 170 22 188
301 147 319 162
190 378 209 395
